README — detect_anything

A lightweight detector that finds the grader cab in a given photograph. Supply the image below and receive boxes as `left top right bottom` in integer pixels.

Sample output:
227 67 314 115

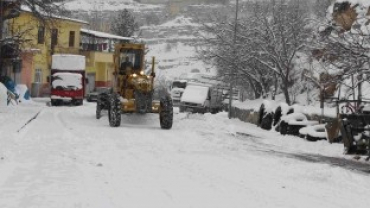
96 43 173 129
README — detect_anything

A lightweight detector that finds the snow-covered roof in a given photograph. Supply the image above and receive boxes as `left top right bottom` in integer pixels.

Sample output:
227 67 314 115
80 28 133 41
20 5 89 25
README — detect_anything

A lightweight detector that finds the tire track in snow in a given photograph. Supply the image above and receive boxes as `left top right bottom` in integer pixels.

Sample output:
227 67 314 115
16 109 43 133
234 132 370 174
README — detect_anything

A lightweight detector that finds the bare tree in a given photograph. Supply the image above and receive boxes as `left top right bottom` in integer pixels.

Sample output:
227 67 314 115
309 1 370 102
1 0 68 73
198 0 312 104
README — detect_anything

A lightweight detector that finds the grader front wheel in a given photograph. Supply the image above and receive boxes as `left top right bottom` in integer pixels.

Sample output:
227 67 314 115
159 96 173 129
108 93 121 127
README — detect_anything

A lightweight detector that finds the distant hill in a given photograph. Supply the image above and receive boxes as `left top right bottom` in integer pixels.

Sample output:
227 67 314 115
62 0 160 11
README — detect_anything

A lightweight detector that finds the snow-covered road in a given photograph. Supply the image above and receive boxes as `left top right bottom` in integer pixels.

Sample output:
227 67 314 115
0 100 369 208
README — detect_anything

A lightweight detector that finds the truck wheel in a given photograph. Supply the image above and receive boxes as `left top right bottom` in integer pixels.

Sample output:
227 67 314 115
108 93 121 127
210 108 218 114
51 99 57 106
160 96 173 129
51 99 62 106
96 99 102 119
76 99 83 106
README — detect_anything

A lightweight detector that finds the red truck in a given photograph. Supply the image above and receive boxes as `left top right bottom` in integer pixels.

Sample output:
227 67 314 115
50 54 86 106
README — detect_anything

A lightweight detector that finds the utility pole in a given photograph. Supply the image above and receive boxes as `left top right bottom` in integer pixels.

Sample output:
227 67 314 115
228 0 239 119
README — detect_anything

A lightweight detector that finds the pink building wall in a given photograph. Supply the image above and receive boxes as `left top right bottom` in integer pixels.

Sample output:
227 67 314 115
20 52 33 90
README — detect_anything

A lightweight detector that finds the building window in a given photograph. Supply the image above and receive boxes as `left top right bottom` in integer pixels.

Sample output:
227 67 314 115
51 29 58 48
35 69 42 83
69 31 75 47
38 27 45 44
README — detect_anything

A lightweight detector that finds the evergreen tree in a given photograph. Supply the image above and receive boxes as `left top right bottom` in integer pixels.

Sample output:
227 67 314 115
110 9 138 37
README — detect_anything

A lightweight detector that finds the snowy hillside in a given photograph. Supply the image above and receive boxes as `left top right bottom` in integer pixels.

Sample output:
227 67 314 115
142 16 215 83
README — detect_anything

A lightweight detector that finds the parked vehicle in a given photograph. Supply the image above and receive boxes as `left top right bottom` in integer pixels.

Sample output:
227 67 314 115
86 87 111 102
50 54 86 106
170 80 187 106
179 82 224 114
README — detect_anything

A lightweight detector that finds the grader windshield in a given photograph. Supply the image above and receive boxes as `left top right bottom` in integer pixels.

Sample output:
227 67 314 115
119 49 143 71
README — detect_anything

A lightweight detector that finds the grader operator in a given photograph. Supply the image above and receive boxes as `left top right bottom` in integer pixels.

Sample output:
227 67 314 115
96 43 173 129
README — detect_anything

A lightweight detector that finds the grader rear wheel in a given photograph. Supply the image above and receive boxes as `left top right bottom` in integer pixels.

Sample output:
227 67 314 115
160 96 173 129
108 93 121 127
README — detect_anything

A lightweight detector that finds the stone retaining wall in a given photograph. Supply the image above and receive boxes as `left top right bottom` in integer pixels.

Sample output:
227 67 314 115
229 106 336 127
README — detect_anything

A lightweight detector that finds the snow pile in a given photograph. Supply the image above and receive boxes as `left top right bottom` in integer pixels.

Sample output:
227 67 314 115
15 84 31 103
52 73 83 90
281 112 319 126
52 54 86 70
0 82 7 106
181 85 209 104
299 124 328 139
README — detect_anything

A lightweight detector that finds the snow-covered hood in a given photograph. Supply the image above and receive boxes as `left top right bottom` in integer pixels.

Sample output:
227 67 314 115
52 73 83 90
181 85 209 104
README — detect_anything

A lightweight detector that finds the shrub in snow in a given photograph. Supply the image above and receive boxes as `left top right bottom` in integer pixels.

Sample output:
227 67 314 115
299 124 327 141
258 103 274 130
273 103 292 126
280 113 319 136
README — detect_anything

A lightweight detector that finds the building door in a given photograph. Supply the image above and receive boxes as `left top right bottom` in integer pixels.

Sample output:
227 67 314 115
86 73 95 94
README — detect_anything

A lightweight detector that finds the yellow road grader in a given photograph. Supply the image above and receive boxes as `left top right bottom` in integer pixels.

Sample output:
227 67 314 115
96 43 173 129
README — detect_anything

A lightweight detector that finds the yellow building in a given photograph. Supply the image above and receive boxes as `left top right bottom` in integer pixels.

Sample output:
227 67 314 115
6 6 88 96
80 28 132 93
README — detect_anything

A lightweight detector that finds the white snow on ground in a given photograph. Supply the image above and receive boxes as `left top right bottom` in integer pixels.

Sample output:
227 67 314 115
0 100 369 208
